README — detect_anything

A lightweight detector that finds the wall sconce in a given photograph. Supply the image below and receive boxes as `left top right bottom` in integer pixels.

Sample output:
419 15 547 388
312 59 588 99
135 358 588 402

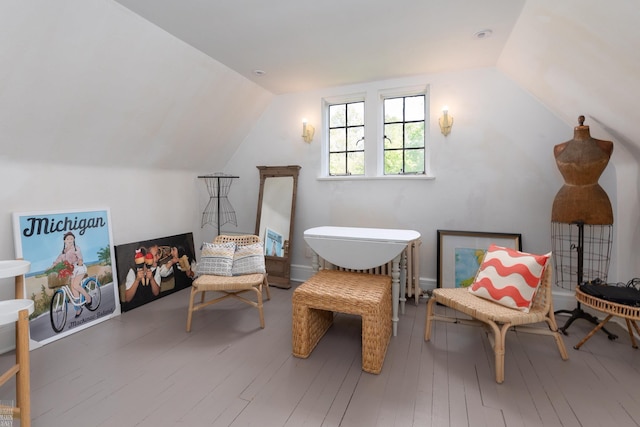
302 119 315 143
439 107 453 136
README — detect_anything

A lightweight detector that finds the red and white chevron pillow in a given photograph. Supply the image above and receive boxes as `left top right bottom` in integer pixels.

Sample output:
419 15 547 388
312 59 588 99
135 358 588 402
468 244 551 312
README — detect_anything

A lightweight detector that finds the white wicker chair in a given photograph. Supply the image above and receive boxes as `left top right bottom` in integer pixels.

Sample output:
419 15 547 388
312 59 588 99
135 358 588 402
186 235 270 332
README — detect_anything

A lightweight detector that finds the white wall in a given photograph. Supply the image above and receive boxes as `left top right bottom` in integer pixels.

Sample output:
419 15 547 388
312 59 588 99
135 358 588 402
225 67 622 298
0 0 269 301
499 0 640 283
0 0 273 172
0 0 271 346
0 160 205 298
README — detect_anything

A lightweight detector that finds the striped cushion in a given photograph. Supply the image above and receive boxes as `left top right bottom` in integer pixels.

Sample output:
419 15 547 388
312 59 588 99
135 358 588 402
196 242 236 276
468 244 550 312
232 243 266 276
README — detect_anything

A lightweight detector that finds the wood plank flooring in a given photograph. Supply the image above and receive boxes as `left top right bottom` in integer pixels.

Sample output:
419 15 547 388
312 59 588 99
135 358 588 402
1 282 639 426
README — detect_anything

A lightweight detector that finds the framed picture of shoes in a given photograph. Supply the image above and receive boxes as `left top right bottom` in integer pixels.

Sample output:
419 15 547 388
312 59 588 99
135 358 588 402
12 208 120 350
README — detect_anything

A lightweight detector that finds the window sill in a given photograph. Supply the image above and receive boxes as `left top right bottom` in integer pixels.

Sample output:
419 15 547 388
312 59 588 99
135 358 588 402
317 174 435 182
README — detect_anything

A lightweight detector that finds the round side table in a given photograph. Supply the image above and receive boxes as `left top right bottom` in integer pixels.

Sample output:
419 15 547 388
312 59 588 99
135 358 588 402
574 287 640 350
0 260 33 426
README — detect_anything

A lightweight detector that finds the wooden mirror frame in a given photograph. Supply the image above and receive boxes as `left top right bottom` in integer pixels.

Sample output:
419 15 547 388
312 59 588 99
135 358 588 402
255 165 301 289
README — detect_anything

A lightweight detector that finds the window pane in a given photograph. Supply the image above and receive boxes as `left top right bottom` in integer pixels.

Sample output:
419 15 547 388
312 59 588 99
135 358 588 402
382 94 426 176
404 149 425 174
329 104 346 128
347 152 365 175
326 92 426 178
384 150 402 174
384 123 403 148
405 122 424 148
330 153 346 175
384 98 403 123
328 100 366 175
347 126 364 150
347 102 364 126
405 96 424 121
329 128 346 151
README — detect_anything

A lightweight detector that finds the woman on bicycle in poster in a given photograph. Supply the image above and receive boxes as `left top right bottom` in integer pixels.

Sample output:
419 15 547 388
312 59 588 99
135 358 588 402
51 232 92 317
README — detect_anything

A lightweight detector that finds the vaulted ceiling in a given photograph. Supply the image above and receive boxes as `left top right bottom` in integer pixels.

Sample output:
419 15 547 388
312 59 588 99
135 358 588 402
110 0 527 95
111 0 640 159
3 1 638 172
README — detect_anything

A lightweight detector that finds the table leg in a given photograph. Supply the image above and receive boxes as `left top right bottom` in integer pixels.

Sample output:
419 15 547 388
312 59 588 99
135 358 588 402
413 240 421 305
625 319 638 349
630 319 640 339
574 314 613 350
16 309 30 426
15 272 24 300
391 254 400 336
406 247 413 301
399 250 406 315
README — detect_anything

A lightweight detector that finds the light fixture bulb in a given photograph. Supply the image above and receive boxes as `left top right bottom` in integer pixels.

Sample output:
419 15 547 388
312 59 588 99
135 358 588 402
439 107 453 136
302 119 314 143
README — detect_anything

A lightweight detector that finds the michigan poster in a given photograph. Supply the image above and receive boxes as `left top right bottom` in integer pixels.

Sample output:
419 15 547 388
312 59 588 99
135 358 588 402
12 208 120 349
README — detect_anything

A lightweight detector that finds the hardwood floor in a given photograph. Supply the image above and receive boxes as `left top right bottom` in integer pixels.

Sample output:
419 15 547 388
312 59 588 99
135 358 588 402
1 282 639 426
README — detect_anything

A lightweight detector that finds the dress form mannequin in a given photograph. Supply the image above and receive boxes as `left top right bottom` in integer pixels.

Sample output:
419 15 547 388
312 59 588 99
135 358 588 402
552 115 613 225
551 116 615 337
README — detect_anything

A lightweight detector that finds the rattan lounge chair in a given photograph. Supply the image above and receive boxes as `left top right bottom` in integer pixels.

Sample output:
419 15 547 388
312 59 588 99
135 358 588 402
186 235 270 332
424 265 568 383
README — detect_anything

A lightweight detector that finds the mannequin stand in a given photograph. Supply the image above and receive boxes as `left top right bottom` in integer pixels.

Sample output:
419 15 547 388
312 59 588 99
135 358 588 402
552 221 617 339
557 305 617 339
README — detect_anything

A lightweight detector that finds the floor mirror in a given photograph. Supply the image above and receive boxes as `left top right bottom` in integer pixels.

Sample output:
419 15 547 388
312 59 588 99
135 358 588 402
255 165 301 289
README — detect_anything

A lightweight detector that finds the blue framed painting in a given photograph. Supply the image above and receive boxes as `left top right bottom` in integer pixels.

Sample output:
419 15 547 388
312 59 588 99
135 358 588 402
12 208 120 349
265 228 284 257
437 230 522 289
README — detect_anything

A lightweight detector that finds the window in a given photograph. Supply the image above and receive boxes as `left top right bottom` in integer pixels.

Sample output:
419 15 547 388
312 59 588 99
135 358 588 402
321 85 430 179
383 95 425 175
328 101 365 176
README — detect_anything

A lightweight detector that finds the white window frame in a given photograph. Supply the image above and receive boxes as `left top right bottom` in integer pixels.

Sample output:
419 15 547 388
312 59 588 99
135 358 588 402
320 85 433 180
321 93 366 178
378 85 430 177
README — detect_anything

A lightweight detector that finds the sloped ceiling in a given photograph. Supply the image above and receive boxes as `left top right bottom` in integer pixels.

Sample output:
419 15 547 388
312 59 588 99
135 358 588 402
111 0 526 95
498 0 640 159
111 0 639 155
0 1 273 172
3 1 638 172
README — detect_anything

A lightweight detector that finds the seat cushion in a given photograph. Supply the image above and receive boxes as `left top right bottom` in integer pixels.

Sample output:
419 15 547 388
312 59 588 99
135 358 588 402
468 244 550 313
193 273 264 292
434 288 546 325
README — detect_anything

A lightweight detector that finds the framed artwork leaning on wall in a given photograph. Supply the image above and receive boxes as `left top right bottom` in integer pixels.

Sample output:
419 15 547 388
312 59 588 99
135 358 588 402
437 230 522 289
114 232 196 312
12 208 121 350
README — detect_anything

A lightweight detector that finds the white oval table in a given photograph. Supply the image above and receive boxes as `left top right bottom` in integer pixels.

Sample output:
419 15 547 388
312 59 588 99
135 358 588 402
0 260 30 299
0 260 33 426
304 226 421 336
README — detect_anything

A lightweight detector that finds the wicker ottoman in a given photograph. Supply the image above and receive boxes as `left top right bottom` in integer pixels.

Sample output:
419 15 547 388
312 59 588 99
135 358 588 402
292 270 392 374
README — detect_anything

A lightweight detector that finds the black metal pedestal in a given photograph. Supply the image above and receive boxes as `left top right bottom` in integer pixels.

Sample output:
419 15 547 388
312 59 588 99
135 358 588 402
556 305 618 340
553 221 616 340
